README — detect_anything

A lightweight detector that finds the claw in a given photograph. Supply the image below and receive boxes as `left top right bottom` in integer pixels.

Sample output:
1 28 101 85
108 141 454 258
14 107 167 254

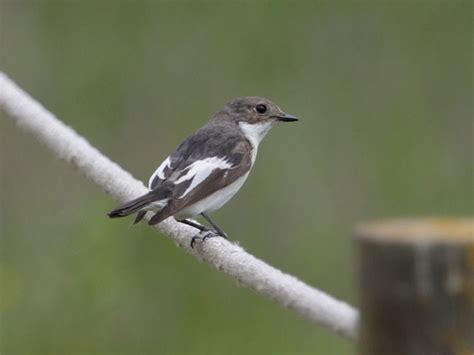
190 235 200 249
189 231 222 248
218 231 228 239
202 231 218 242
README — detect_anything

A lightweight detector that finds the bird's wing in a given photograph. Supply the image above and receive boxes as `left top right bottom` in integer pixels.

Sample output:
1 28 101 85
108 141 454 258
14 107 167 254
147 132 253 225
171 141 253 205
148 151 182 190
149 125 250 190
148 126 216 190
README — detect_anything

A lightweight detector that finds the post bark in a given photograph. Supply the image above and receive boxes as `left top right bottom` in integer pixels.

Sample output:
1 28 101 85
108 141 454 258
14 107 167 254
355 218 474 355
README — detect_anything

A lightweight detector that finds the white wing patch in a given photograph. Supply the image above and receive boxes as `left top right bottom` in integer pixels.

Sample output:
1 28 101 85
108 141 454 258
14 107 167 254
148 156 171 189
175 157 233 199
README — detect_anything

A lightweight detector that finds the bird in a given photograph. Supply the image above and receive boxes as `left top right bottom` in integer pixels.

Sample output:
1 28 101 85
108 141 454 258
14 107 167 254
107 96 298 246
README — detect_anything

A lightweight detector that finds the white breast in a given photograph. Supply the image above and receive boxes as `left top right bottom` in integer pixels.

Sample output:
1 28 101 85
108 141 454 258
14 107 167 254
175 172 250 219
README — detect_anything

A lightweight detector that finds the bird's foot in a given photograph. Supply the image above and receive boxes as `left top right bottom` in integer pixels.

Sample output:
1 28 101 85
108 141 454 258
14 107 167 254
189 230 228 248
216 230 228 239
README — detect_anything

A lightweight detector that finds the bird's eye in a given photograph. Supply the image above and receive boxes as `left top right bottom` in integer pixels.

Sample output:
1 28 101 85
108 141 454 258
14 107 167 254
256 104 267 114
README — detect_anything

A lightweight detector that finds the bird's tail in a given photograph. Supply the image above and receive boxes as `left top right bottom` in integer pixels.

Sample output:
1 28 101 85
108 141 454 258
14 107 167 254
107 191 160 219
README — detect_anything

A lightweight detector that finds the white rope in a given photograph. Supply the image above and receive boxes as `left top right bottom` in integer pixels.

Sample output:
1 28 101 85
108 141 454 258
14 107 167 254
0 72 359 340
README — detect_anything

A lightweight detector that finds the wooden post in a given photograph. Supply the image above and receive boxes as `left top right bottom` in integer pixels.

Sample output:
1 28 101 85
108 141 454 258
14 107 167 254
355 218 474 355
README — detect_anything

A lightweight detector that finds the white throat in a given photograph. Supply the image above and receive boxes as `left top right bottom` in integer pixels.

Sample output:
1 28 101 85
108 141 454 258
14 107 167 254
239 120 275 150
239 120 275 165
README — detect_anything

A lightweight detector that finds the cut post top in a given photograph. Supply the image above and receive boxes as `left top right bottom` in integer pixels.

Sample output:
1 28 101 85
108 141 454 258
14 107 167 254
355 218 473 244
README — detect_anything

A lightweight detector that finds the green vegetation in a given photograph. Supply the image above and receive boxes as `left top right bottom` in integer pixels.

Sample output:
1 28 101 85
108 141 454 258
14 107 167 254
1 1 471 354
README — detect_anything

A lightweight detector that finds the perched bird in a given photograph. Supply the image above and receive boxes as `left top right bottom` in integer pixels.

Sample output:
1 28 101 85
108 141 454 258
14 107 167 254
108 96 298 245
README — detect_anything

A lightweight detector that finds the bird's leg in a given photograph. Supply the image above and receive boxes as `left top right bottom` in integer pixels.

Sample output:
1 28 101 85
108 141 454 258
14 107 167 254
175 218 213 248
176 218 209 232
175 216 227 248
201 213 229 239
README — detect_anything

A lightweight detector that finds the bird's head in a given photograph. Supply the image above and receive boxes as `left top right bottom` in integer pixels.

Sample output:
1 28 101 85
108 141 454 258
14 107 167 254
224 96 298 125
213 96 298 146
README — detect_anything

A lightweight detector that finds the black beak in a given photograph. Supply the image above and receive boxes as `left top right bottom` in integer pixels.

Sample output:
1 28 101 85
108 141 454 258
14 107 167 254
272 112 299 122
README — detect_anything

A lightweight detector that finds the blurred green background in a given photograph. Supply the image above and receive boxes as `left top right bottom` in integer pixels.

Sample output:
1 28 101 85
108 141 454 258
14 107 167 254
0 1 472 354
